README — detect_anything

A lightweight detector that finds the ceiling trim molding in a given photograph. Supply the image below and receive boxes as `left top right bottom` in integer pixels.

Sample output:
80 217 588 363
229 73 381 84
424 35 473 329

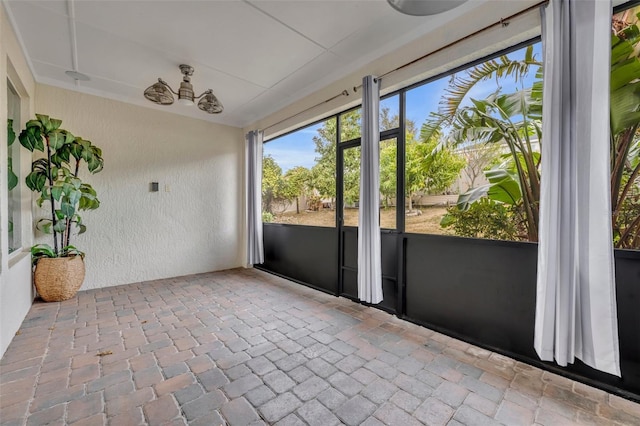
1 0 38 87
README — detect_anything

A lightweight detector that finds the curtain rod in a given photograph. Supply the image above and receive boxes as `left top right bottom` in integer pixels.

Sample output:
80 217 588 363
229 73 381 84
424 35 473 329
355 0 548 92
263 0 548 133
263 90 350 133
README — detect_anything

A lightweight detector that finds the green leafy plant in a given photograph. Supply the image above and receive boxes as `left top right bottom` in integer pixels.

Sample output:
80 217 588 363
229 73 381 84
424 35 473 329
262 211 275 223
405 131 466 211
610 11 640 248
425 49 543 241
284 166 312 214
432 10 640 247
440 197 522 241
262 155 291 214
311 108 464 212
19 114 103 261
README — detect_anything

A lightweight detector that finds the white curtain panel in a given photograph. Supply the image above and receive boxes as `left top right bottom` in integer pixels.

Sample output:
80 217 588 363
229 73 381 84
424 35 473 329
535 0 620 376
358 75 383 304
246 130 264 266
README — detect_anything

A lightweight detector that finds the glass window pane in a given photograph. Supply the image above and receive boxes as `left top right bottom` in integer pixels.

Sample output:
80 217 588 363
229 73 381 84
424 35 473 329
340 109 361 142
342 138 397 230
7 82 21 253
340 97 401 142
263 118 337 227
342 146 360 227
380 137 397 229
611 5 640 250
380 95 400 132
404 42 542 242
404 77 458 236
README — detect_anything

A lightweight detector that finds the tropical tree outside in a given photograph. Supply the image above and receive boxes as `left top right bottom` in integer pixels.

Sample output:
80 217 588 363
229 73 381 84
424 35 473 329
406 130 466 212
262 155 290 215
459 143 502 189
611 8 640 249
379 139 397 209
313 108 465 211
262 8 639 245
426 44 543 241
263 107 465 229
309 116 339 206
284 166 311 214
437 7 640 248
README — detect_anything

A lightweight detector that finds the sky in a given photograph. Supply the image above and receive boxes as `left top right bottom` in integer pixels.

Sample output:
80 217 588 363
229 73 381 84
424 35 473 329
264 42 542 173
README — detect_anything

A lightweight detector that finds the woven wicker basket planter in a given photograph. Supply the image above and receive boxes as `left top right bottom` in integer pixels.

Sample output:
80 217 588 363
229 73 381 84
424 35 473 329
34 256 85 302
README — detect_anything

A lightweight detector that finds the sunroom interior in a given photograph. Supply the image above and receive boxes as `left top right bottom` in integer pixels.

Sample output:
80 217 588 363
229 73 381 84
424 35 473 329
1 0 639 425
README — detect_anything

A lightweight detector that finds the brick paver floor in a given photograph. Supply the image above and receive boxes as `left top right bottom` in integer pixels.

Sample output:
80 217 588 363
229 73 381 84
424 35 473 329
1 268 639 425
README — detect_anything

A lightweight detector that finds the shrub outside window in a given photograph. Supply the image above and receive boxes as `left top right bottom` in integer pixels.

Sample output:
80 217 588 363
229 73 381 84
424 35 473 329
262 118 337 227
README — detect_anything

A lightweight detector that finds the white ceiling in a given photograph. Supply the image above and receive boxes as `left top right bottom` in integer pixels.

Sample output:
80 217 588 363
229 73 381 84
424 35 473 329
4 0 489 128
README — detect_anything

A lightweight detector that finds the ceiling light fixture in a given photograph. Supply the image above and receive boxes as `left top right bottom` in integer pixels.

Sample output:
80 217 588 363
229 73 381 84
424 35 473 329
144 64 223 114
387 0 467 16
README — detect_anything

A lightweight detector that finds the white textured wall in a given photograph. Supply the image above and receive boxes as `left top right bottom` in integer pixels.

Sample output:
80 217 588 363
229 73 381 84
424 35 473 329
0 3 36 358
36 85 245 290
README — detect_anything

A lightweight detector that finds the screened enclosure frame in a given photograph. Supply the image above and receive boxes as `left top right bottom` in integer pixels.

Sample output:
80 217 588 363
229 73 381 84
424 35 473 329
262 36 542 238
258 13 640 399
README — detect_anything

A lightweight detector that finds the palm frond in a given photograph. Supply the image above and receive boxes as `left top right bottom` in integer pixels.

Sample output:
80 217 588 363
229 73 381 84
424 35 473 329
440 45 541 119
419 112 445 143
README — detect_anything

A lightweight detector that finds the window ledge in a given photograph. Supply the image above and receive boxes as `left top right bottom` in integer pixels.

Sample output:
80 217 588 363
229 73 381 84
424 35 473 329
8 249 30 268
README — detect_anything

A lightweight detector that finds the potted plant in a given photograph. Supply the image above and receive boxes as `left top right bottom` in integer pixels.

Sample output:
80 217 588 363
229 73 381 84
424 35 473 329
19 114 103 302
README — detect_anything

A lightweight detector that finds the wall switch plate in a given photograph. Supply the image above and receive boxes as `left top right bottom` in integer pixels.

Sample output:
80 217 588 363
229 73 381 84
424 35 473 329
165 184 171 192
150 182 159 192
